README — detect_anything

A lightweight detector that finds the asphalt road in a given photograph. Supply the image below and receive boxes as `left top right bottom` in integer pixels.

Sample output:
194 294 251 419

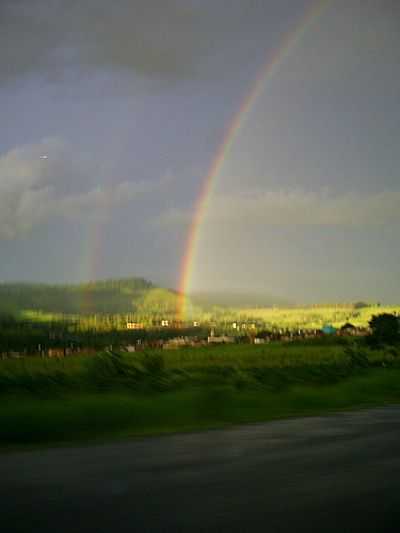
2 407 400 532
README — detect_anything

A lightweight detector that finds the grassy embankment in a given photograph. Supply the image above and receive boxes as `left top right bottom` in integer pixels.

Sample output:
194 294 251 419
1 340 400 448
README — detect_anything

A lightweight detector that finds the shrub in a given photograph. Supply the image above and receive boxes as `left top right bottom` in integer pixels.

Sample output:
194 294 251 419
368 313 400 347
86 350 136 386
344 345 369 368
141 351 165 374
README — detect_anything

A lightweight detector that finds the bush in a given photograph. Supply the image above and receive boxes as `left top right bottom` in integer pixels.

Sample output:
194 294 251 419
141 351 165 374
344 345 369 368
368 313 400 347
86 350 137 386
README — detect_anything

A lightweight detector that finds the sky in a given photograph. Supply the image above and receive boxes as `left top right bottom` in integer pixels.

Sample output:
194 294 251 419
0 0 399 303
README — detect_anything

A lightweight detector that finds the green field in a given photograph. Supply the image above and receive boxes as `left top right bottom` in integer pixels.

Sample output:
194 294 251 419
239 305 400 329
1 340 400 449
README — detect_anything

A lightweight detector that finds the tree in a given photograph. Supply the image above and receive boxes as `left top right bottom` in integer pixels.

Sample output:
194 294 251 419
368 313 400 346
354 301 369 309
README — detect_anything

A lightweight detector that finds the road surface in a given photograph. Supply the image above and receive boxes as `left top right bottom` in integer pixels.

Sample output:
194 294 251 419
2 407 400 532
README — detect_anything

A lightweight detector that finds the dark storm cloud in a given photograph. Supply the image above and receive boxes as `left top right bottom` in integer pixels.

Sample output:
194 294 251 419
70 1 208 78
0 0 211 83
1 0 399 85
0 0 204 82
0 0 62 83
0 0 309 85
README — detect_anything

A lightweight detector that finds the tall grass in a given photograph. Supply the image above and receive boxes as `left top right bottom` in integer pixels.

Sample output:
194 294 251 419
0 342 397 396
1 341 399 447
2 368 400 447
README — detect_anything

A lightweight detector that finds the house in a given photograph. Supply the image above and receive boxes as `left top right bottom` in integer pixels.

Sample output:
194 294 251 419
163 337 189 350
208 335 235 344
321 325 337 335
48 348 65 358
125 345 136 352
126 322 144 330
339 323 357 336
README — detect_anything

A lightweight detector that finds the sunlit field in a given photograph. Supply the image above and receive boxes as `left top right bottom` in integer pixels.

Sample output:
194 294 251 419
1 340 400 448
14 304 400 335
239 305 400 330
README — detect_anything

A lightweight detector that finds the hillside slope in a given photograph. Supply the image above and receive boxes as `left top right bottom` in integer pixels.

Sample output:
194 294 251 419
0 278 165 315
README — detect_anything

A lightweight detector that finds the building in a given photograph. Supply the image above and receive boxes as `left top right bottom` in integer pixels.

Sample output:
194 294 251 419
163 337 190 349
125 345 136 352
208 335 235 344
48 348 65 358
339 323 357 336
321 325 337 335
126 322 144 330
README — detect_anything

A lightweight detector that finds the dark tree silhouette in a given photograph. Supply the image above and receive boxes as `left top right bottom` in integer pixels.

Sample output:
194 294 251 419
369 313 399 346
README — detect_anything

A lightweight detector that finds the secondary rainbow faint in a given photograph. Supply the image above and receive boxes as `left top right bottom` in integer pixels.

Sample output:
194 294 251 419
177 0 330 320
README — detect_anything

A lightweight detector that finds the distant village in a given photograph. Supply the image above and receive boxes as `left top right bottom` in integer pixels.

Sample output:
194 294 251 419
2 281 398 359
138 321 369 352
1 317 371 359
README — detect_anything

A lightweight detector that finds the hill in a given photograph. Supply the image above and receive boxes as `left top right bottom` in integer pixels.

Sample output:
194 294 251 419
189 290 291 310
0 278 168 315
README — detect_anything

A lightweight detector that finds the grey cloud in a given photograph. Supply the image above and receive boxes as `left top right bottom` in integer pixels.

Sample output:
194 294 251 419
158 189 400 228
0 1 69 83
220 190 400 226
0 139 167 238
1 0 399 86
54 179 164 215
154 207 191 228
72 1 207 78
0 0 214 84
0 0 313 85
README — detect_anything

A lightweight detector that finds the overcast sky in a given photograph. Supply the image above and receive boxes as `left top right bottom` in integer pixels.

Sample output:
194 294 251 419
1 0 399 303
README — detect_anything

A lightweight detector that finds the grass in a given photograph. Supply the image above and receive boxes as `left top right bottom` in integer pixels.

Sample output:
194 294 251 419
1 342 399 449
2 369 400 449
162 340 350 368
19 304 400 331
240 305 400 329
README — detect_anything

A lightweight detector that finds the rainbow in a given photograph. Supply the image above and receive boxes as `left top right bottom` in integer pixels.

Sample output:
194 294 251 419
177 0 329 319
